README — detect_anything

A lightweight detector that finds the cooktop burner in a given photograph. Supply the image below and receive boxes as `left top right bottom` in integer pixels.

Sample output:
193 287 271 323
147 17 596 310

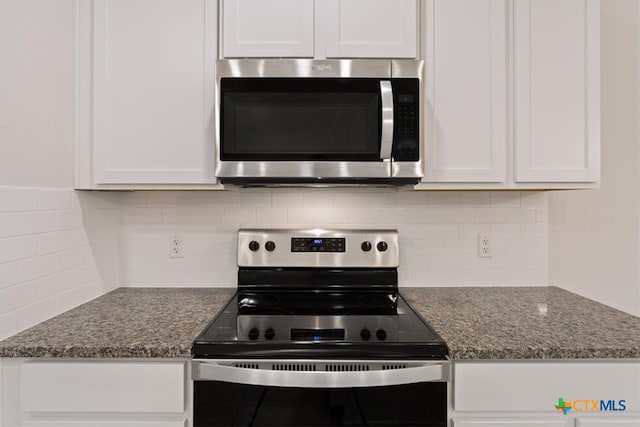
192 229 448 360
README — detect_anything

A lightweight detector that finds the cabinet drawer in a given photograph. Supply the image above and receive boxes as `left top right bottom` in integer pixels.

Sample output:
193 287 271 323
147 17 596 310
23 422 185 427
576 418 640 426
21 362 185 413
454 361 640 412
454 420 570 427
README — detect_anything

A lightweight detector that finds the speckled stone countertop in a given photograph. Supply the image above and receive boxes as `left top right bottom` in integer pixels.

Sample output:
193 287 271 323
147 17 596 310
1 286 639 359
0 288 234 358
402 286 640 359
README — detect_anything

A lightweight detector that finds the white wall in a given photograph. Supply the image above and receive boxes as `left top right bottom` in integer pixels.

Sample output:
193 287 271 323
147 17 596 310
0 0 75 188
0 1 120 340
549 0 640 316
119 189 548 288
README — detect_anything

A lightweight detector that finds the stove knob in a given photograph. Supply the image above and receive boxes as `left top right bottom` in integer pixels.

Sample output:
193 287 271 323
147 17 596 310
376 241 388 252
264 328 275 340
376 329 387 341
361 241 372 252
265 241 276 252
248 328 260 340
360 328 371 341
248 241 260 252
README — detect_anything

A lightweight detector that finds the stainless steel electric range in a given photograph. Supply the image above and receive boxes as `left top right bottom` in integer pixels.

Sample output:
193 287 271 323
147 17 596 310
192 229 448 427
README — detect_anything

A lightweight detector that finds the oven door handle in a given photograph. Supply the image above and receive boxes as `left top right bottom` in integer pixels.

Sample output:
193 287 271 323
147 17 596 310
379 80 394 162
193 361 445 388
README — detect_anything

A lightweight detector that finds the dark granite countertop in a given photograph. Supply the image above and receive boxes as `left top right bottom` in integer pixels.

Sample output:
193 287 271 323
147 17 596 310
1 286 639 359
402 286 640 359
0 288 235 358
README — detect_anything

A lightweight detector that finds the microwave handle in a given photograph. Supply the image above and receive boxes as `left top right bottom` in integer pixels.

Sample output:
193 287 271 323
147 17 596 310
379 80 394 161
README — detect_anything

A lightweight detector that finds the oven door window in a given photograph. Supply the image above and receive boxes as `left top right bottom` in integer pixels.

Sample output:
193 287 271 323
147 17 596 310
220 79 381 161
194 381 446 427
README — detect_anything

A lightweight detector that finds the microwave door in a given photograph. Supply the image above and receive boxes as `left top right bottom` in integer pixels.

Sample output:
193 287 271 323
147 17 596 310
379 80 394 162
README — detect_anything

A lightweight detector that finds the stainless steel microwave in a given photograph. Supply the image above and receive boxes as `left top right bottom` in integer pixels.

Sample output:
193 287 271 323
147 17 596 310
215 59 423 187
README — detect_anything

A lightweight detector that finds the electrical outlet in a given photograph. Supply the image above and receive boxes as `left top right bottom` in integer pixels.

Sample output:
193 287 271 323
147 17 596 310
478 233 492 258
170 235 183 258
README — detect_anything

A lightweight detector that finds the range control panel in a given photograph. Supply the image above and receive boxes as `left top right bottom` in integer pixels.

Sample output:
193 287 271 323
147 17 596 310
238 229 399 268
291 237 345 252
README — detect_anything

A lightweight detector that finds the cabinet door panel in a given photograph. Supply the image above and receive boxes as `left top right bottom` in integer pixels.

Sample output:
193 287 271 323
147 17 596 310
514 0 599 182
23 422 185 427
326 0 417 58
576 419 640 426
454 361 640 412
454 420 570 427
20 362 185 413
424 0 506 182
222 0 314 57
93 0 216 184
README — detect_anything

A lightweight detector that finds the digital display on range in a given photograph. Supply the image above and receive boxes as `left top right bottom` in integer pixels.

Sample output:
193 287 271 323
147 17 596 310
291 329 345 341
291 237 346 252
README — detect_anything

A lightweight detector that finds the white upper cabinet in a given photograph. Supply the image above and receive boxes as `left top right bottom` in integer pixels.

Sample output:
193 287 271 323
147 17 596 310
221 0 418 59
222 0 314 57
87 0 217 185
424 0 506 183
325 0 417 58
419 0 600 189
514 0 600 183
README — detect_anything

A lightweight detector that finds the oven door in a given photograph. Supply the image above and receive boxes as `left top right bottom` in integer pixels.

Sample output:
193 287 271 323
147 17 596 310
192 359 448 427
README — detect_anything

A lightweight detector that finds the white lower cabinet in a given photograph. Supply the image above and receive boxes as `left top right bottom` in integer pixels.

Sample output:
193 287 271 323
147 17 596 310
452 361 640 426
453 420 570 427
22 423 185 427
576 419 640 426
1 359 189 427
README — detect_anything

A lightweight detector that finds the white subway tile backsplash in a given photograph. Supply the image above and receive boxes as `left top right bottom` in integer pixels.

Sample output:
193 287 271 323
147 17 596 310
38 271 74 299
39 189 72 210
71 264 99 288
38 230 73 255
0 187 40 212
19 211 58 234
0 280 39 312
56 247 91 272
223 207 256 224
0 235 40 263
348 208 381 224
536 208 548 224
0 186 118 340
473 208 506 223
2 187 549 329
490 191 521 207
460 191 491 207
520 191 548 208
256 207 288 224
425 191 460 207
15 297 58 332
0 213 21 237
506 208 536 224
0 254 58 288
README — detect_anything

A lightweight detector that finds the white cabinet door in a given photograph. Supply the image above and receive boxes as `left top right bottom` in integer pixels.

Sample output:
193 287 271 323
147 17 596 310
325 0 417 58
222 0 314 57
576 418 640 426
454 420 571 427
454 361 640 413
423 0 506 183
21 361 185 413
22 422 186 427
92 0 216 184
514 0 600 182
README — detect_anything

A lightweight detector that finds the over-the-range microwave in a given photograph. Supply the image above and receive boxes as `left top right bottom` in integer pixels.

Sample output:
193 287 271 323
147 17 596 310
214 59 423 187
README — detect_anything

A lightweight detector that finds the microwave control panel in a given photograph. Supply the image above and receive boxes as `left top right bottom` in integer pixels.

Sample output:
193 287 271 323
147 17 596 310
392 79 419 162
